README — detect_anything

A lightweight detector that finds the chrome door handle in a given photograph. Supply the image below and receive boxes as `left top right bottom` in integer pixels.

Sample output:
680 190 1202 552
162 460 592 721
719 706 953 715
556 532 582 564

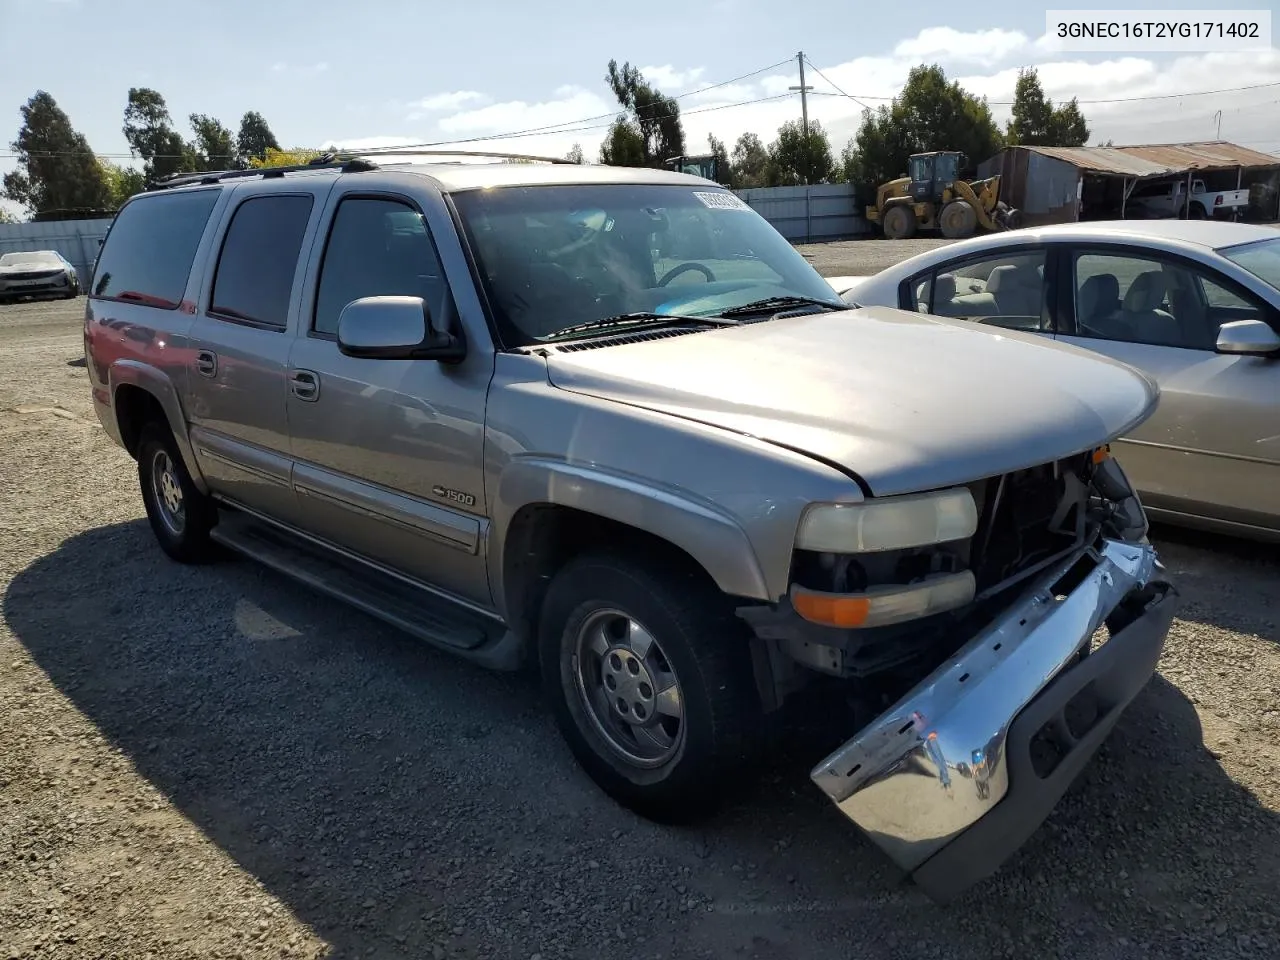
195 350 217 378
289 369 320 402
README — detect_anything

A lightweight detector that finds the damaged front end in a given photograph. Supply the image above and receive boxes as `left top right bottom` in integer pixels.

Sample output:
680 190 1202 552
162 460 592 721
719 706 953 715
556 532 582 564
742 447 1177 901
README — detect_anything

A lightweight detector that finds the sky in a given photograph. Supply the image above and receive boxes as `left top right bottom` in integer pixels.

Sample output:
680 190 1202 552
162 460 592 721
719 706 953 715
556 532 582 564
2 0 1279 218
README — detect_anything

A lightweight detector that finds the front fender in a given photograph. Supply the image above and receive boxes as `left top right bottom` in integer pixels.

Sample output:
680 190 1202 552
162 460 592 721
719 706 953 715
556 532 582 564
489 455 771 608
108 359 209 495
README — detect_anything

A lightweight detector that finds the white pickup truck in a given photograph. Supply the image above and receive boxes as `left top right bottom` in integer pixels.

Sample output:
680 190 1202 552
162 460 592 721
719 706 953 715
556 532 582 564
1127 178 1249 220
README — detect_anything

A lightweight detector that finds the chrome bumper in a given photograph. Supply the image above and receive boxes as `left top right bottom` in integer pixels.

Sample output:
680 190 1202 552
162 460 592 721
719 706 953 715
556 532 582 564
810 537 1176 900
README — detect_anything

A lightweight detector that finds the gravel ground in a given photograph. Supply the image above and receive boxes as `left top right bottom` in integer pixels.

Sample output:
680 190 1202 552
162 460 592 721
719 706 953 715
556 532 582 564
2 280 1279 960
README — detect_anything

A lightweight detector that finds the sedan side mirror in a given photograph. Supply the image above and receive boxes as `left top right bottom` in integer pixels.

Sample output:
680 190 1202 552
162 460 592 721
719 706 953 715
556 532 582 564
1215 318 1280 357
336 295 465 363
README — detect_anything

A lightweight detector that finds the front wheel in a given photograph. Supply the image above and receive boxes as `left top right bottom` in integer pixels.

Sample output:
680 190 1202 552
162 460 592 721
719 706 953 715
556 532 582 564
538 551 761 823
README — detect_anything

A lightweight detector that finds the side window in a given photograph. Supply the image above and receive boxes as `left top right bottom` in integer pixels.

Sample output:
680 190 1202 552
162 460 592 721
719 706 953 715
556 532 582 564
917 250 1048 331
313 197 451 337
209 194 314 328
905 274 932 313
91 189 220 307
1071 251 1260 350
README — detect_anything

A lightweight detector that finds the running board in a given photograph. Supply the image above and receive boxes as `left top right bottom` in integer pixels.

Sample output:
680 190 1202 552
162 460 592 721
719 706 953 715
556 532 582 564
209 511 524 671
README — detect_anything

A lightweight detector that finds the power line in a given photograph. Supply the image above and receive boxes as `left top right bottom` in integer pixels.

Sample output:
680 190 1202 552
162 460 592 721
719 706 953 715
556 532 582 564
803 77 1280 108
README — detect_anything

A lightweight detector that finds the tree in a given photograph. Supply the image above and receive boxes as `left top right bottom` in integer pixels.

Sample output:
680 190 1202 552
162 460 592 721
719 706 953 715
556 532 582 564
599 120 646 166
707 134 732 186
846 64 1004 187
236 111 280 165
1006 68 1089 147
600 60 684 167
189 113 240 171
0 207 19 224
730 132 769 189
123 88 196 183
565 143 585 164
248 147 322 169
2 91 112 216
99 160 147 209
767 118 835 186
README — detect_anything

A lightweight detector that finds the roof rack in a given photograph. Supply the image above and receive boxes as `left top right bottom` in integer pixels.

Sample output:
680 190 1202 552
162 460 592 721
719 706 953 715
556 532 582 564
149 155 378 191
147 146 573 192
337 148 574 165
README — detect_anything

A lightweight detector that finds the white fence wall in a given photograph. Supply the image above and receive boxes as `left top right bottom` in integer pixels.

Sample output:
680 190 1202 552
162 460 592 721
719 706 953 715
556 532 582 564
734 184 871 243
0 218 113 288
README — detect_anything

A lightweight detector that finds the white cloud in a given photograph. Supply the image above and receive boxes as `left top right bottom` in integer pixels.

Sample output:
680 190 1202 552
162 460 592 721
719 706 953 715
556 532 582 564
638 65 707 92
893 27 1030 67
270 61 329 76
324 27 1280 168
411 90 489 114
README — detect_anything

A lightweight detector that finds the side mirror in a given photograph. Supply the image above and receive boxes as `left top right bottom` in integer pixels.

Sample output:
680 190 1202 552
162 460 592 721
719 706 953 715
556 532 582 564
1215 318 1280 357
336 296 464 362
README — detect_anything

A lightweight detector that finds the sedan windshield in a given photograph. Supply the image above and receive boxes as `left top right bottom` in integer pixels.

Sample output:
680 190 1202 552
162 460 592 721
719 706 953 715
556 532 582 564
450 183 844 344
1220 237 1280 294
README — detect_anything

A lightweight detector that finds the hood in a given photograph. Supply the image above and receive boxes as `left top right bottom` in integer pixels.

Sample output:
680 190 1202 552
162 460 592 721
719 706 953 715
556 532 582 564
0 262 63 276
544 307 1159 497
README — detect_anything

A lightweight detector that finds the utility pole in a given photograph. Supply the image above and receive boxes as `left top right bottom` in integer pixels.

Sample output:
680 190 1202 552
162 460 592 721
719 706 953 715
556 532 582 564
1213 110 1222 140
789 51 814 184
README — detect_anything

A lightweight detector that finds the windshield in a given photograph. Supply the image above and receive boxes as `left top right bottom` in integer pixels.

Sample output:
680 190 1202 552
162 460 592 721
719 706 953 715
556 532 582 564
0 251 60 267
450 184 842 344
1220 237 1280 294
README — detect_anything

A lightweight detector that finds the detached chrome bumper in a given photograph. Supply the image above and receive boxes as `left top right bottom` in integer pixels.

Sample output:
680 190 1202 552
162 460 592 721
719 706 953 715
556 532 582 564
810 537 1177 902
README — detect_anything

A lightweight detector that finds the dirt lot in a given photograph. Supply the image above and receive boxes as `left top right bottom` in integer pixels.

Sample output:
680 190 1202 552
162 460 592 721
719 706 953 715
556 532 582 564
2 267 1279 960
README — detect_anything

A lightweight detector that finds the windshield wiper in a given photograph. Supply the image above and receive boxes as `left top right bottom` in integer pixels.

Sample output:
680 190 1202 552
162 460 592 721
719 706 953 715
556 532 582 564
716 295 847 318
541 312 734 342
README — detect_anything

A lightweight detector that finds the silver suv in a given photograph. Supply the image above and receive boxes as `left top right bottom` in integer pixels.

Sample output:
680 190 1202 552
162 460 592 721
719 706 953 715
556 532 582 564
84 152 1177 901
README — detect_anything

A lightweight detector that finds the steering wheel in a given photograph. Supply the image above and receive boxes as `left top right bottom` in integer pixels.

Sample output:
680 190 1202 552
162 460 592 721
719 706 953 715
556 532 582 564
658 262 716 286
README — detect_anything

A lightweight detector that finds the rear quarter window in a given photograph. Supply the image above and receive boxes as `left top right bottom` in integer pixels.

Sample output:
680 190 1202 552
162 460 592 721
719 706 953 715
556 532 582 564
91 188 221 308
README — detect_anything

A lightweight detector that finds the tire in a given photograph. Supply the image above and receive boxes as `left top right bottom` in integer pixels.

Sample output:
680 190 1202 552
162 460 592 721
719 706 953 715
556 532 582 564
882 204 917 240
940 200 978 238
1189 203 1206 220
137 421 221 564
538 550 762 823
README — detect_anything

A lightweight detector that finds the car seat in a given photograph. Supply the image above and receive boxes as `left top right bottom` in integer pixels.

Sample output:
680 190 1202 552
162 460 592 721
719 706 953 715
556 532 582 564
1120 271 1182 346
1076 273 1122 336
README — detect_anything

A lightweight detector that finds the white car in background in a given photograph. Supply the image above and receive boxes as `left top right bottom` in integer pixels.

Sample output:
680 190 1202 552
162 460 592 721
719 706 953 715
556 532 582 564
0 249 81 303
833 220 1280 541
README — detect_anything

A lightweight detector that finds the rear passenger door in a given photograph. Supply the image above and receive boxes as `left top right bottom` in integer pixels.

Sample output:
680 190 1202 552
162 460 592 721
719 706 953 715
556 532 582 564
184 182 332 524
1054 245 1280 529
284 190 494 606
901 246 1054 335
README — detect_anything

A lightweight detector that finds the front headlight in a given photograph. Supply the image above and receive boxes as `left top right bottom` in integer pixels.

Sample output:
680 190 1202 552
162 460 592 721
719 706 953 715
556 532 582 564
795 487 979 554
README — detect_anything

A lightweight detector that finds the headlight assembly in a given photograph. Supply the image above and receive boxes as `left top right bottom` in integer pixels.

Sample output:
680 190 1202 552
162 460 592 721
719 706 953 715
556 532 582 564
795 487 979 554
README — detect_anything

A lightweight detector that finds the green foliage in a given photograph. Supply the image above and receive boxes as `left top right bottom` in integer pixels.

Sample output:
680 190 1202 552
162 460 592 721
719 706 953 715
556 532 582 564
189 113 241 171
1006 68 1089 147
707 134 732 185
565 142 586 164
123 87 197 182
236 111 280 164
2 91 112 215
730 132 769 189
845 64 1005 187
600 60 684 167
0 207 19 224
767 118 834 186
248 147 322 169
99 159 147 209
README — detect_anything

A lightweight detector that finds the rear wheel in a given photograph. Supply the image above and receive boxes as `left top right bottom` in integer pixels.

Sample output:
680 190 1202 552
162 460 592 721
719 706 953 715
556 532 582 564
137 421 221 564
882 204 917 240
538 551 761 823
940 200 979 238
1188 202 1207 219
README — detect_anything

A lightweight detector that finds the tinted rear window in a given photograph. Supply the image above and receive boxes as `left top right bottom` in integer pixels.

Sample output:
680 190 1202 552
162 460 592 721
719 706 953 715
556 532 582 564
210 194 314 328
91 189 220 308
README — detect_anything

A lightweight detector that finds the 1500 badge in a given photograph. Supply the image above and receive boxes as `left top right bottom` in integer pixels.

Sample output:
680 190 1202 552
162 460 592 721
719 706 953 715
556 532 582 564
432 485 476 508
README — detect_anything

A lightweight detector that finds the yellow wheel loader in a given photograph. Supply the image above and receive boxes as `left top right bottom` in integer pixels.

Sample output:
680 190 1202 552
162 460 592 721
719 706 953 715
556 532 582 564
867 151 1022 241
